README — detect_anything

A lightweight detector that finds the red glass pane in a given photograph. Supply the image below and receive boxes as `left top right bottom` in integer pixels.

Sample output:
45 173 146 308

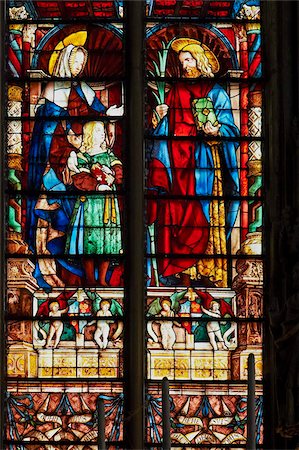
209 1 232 6
36 1 59 6
32 0 118 19
182 0 204 6
155 0 177 5
65 1 87 6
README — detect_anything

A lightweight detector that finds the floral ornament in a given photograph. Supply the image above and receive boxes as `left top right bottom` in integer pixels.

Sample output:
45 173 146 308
170 396 248 445
98 393 124 441
233 395 263 443
6 392 123 449
146 393 175 442
6 393 34 441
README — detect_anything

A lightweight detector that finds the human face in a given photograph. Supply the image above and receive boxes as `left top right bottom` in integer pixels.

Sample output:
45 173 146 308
101 302 110 313
70 49 85 77
51 302 59 312
179 51 200 78
93 123 106 147
212 302 220 312
162 301 170 312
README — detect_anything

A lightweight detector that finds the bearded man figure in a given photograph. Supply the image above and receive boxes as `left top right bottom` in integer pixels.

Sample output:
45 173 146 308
147 38 240 287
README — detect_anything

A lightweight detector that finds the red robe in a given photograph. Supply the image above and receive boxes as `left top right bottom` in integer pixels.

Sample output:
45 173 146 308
37 290 76 317
195 289 234 317
148 81 213 277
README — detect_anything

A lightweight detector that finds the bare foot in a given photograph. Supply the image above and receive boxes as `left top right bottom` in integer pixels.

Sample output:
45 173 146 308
44 275 65 287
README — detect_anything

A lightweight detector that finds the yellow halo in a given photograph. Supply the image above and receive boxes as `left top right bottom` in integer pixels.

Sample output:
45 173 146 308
171 37 219 74
48 30 88 75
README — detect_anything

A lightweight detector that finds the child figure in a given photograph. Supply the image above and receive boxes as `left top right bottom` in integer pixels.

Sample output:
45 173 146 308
65 121 123 285
94 300 112 349
46 301 69 349
201 300 227 351
159 298 181 350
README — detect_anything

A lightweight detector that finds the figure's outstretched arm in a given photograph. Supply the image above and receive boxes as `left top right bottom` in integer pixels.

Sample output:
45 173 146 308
201 306 210 315
80 82 124 116
201 306 220 318
79 82 106 113
106 104 124 117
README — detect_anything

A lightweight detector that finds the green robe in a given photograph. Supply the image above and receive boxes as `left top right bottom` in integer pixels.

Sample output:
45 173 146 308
65 150 122 255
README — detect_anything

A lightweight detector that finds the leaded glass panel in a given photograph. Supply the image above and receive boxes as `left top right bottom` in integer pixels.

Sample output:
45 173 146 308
6 0 126 447
144 0 263 446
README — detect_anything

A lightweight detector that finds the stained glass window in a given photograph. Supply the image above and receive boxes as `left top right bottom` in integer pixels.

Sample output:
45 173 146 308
145 0 263 446
6 1 125 447
4 0 265 447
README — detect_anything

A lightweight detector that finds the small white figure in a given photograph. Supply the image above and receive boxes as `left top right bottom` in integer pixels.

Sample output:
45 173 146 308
46 301 68 349
201 300 228 351
159 299 181 350
94 300 112 349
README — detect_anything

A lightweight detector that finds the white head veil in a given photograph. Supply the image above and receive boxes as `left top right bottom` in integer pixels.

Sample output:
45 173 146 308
52 44 87 77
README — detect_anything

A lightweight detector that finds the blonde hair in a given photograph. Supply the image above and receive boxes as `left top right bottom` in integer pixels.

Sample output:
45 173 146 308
194 51 214 77
210 300 220 309
160 298 171 308
49 301 59 309
100 300 111 308
81 121 106 152
182 45 214 78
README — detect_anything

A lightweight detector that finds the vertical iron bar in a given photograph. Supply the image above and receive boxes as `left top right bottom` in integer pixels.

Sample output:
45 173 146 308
162 377 171 450
124 1 145 449
97 398 106 450
247 353 256 450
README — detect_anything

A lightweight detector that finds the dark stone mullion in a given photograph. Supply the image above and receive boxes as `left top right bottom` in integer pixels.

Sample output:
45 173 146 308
124 2 145 449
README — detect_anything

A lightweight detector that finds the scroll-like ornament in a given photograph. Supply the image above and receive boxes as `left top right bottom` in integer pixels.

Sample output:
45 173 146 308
195 432 218 444
68 413 93 424
170 432 191 444
81 429 98 441
212 431 227 441
171 430 201 444
209 416 234 426
178 415 204 426
221 432 246 444
37 412 63 425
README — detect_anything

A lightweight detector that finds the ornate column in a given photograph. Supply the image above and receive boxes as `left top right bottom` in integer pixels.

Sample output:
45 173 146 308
6 260 38 378
7 85 28 254
232 249 263 382
233 23 249 242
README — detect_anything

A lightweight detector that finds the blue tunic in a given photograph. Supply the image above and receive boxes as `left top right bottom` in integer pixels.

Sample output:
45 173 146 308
26 84 106 288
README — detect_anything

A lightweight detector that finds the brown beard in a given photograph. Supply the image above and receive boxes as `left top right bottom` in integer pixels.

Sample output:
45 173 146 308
183 67 201 78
